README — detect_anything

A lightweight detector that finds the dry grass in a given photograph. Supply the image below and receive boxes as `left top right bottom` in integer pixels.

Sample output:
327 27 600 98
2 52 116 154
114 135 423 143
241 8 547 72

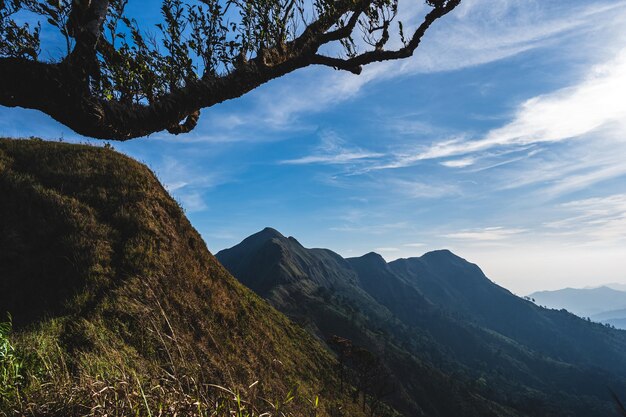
0 305 328 417
0 138 363 417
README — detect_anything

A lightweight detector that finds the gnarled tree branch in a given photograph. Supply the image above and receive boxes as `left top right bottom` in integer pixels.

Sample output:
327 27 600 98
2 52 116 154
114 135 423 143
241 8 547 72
0 0 462 140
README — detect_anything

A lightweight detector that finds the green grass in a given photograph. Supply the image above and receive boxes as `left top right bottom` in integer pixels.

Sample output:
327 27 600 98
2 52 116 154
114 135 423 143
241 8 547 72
0 316 23 406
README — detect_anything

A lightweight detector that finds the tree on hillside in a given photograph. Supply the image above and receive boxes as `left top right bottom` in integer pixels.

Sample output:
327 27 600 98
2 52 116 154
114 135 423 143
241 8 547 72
0 0 460 140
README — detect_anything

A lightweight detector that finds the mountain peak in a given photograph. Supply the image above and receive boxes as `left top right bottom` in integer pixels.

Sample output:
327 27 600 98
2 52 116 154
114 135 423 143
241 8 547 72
255 226 285 239
360 251 387 266
419 249 469 265
230 227 286 249
422 249 457 258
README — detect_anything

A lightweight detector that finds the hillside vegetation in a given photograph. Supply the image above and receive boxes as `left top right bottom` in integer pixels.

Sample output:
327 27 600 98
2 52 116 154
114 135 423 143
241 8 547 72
218 228 524 417
0 138 366 417
218 228 626 417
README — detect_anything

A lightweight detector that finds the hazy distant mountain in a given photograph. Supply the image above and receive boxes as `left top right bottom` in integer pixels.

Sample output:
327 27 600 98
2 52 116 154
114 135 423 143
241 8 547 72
605 283 626 292
529 286 626 317
589 308 626 329
592 308 626 321
218 229 626 417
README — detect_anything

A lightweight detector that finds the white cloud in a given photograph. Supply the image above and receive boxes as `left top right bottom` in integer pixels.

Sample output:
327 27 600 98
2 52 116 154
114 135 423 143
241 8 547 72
443 227 527 241
375 247 400 252
543 194 626 244
216 1 626 134
156 157 219 191
388 178 461 199
407 46 626 163
488 125 626 199
151 156 226 213
400 1 624 73
177 191 208 213
280 130 383 165
282 151 382 165
440 158 476 168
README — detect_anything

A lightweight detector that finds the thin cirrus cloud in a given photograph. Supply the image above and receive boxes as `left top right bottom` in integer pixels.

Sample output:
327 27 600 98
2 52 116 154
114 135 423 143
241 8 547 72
281 151 383 165
268 1 626 180
375 247 400 252
280 38 626 175
491 125 626 199
383 44 626 170
388 179 461 199
280 131 384 165
240 0 626 132
440 158 476 168
443 227 527 241
543 194 626 244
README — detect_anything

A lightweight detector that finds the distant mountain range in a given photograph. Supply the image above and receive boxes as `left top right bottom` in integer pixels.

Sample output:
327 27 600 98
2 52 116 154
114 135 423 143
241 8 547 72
605 283 626 292
218 228 626 417
530 286 626 329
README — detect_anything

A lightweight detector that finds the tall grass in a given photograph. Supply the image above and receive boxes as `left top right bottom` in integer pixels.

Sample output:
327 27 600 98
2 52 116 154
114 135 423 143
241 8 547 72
0 316 23 406
0 315 326 417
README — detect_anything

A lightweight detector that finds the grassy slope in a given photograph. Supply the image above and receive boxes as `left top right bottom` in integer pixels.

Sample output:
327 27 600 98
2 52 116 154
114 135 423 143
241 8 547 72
0 138 364 417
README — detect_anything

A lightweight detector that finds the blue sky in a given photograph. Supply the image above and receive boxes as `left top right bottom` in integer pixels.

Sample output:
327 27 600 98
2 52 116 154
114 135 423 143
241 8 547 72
2 0 626 293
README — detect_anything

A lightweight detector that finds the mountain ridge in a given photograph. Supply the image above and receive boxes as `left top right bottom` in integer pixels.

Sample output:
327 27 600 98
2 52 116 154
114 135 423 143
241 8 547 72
218 227 626 417
530 286 626 317
217 229 524 417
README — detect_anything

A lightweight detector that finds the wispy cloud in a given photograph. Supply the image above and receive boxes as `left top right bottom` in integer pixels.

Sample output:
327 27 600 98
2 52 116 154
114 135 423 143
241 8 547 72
251 1 626 130
153 157 225 213
177 191 208 212
280 131 383 165
375 247 400 252
443 227 527 241
543 194 626 244
489 125 626 199
405 46 626 164
389 178 461 199
440 157 476 168
401 1 625 72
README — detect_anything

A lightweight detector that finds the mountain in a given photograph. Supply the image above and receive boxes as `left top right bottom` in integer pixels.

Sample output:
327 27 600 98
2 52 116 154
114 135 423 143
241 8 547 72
0 139 367 417
218 229 626 417
218 229 522 417
530 286 626 317
605 283 626 292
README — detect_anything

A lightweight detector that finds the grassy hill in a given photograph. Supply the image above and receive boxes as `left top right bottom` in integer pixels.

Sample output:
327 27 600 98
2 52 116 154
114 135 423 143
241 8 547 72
0 138 367 417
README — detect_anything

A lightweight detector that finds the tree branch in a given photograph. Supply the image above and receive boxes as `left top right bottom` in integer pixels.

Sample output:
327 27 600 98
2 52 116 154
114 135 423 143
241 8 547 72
311 0 460 74
0 55 303 139
0 0 461 139
68 0 110 64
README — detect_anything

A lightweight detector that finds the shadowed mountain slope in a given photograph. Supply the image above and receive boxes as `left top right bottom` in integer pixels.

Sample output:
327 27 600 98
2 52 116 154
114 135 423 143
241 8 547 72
219 229 626 417
0 139 366 417
388 253 626 372
218 231 525 417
